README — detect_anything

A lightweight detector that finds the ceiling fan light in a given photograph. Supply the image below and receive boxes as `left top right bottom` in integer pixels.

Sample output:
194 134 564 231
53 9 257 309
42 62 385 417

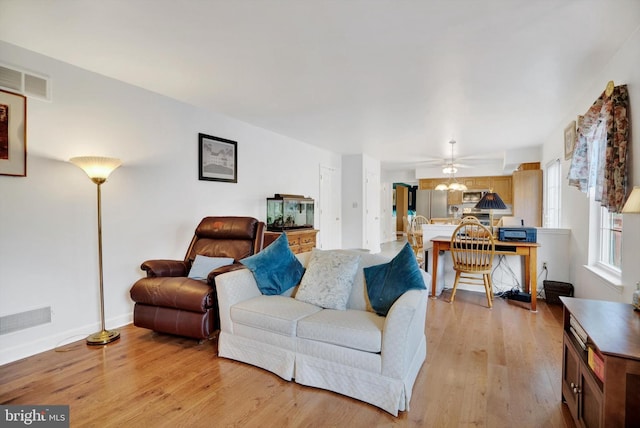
442 166 457 174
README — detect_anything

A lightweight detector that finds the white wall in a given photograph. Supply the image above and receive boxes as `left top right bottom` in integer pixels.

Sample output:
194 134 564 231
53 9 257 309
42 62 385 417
341 153 381 251
0 42 341 364
540 27 640 304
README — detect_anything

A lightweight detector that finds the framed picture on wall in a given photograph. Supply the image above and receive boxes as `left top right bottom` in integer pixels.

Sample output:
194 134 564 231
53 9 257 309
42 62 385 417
564 120 576 160
0 89 27 177
198 133 237 183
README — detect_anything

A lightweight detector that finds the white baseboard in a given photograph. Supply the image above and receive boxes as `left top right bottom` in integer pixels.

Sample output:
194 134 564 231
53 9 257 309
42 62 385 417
0 313 133 366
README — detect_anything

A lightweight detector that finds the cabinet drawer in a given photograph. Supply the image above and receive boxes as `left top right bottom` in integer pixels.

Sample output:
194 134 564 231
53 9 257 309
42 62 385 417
287 236 301 246
300 235 315 245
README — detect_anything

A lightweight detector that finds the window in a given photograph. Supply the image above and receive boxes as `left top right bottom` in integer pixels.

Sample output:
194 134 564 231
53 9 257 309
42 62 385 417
598 208 622 271
544 159 561 228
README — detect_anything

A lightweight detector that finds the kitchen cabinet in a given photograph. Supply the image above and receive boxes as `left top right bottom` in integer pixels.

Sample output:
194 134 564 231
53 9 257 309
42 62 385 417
418 176 513 204
513 169 542 226
490 176 512 204
560 297 640 428
447 190 462 205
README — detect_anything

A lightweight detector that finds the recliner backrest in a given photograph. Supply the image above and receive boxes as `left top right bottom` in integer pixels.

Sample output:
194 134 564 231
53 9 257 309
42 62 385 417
184 216 265 263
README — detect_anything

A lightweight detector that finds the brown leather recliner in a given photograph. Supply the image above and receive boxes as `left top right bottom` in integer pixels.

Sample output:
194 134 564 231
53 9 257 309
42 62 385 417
130 216 265 340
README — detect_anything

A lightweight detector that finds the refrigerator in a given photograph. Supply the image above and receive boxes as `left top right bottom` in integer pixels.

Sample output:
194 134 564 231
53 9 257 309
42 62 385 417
415 189 448 219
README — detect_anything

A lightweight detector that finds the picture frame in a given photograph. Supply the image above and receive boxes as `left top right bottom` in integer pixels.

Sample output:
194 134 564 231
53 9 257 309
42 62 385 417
198 133 237 183
564 120 576 160
0 89 27 177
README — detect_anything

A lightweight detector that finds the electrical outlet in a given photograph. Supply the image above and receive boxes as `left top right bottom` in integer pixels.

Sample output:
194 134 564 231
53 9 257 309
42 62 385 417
542 262 548 270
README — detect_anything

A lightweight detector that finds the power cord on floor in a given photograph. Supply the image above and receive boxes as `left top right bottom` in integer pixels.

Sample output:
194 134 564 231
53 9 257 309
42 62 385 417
537 263 549 298
492 255 522 297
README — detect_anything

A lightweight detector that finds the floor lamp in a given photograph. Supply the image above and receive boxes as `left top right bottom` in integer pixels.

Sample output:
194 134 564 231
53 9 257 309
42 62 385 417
622 186 640 310
70 156 122 345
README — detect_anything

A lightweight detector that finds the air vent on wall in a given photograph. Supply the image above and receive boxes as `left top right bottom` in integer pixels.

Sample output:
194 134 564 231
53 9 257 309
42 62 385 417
0 307 52 335
0 63 51 101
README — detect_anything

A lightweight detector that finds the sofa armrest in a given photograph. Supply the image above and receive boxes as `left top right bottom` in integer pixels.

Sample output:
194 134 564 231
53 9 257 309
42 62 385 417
206 263 246 285
215 268 262 334
140 259 188 277
381 289 428 378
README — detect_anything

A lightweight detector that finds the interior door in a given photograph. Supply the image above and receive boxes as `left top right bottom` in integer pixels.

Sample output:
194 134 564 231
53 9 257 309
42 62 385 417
319 166 341 249
365 169 380 252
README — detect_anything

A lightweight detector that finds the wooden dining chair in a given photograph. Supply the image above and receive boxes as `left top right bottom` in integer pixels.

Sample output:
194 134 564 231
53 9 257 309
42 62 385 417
411 215 430 232
449 221 496 308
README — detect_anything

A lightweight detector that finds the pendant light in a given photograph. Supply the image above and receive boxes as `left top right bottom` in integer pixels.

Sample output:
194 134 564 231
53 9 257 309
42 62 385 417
436 140 468 192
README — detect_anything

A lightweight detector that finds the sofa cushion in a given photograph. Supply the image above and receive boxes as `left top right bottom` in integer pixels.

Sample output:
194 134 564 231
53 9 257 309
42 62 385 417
364 242 426 316
240 233 305 295
231 295 322 336
297 309 385 353
188 255 234 280
295 249 360 310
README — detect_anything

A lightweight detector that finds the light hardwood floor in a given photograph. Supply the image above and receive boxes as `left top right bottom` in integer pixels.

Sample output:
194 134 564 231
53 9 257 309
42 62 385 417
1 289 575 427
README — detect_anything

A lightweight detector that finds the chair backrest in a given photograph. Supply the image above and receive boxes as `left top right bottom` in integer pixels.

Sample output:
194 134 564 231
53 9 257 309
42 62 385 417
461 216 480 223
411 215 430 232
184 216 265 264
450 222 495 273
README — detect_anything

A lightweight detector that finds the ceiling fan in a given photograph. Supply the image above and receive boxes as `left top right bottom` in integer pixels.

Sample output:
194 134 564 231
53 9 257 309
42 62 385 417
435 140 467 191
417 139 498 172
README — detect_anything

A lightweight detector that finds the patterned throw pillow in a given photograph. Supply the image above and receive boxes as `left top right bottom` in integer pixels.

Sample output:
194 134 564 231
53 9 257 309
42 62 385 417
364 242 426 316
240 233 305 295
295 249 361 310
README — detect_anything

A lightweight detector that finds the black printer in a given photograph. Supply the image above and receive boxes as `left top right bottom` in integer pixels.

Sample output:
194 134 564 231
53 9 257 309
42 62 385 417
497 227 537 243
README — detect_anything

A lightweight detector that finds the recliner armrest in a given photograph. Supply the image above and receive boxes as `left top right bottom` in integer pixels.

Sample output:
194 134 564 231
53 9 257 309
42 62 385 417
206 263 246 284
140 259 188 277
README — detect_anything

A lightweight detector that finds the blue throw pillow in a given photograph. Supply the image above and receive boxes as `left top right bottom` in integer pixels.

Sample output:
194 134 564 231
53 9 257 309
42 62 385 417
240 233 305 295
364 243 426 316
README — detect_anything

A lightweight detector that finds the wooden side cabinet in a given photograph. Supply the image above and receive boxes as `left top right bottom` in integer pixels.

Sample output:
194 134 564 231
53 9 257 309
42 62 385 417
264 229 318 254
560 297 640 428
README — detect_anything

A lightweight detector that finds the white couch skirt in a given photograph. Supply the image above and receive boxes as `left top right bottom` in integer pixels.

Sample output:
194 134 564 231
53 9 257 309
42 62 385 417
295 335 426 416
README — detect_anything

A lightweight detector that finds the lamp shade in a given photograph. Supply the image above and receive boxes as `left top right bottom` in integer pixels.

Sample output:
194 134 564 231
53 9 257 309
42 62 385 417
70 156 122 183
475 192 507 210
622 186 640 213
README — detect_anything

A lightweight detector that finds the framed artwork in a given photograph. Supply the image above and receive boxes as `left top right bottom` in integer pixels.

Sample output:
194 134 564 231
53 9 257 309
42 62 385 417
564 120 576 160
198 133 237 183
0 89 27 177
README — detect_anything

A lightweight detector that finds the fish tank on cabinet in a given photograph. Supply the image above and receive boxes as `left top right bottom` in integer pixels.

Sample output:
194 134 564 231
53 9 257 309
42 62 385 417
267 194 315 231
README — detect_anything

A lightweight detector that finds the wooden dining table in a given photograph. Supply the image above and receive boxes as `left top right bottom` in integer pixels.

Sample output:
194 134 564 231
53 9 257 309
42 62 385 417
429 235 541 312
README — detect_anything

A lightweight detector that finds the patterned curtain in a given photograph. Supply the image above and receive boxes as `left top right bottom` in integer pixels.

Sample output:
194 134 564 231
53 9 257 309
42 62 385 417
567 84 629 212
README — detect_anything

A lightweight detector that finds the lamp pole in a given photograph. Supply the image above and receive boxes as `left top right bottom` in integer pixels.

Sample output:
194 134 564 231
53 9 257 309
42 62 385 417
70 156 122 345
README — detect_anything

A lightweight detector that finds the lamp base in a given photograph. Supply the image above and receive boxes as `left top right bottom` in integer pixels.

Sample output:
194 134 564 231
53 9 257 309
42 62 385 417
86 329 120 346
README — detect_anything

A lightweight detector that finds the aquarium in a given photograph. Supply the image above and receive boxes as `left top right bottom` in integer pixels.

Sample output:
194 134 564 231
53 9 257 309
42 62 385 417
267 194 315 231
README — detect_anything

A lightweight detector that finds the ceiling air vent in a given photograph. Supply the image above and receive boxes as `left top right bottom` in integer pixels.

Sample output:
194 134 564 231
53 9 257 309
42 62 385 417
0 63 51 101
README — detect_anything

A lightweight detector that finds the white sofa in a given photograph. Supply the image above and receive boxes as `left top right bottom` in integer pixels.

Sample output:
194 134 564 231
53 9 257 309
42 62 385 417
216 250 430 416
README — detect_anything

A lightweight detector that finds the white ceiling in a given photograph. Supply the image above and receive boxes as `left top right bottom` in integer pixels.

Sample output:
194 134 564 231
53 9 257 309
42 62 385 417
1 0 639 175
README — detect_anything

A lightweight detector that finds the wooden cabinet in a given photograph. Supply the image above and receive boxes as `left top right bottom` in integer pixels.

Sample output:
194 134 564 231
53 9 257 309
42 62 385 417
513 169 542 226
563 332 604 427
418 178 441 190
418 175 513 204
561 297 640 428
491 176 513 205
447 190 462 205
264 229 319 254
